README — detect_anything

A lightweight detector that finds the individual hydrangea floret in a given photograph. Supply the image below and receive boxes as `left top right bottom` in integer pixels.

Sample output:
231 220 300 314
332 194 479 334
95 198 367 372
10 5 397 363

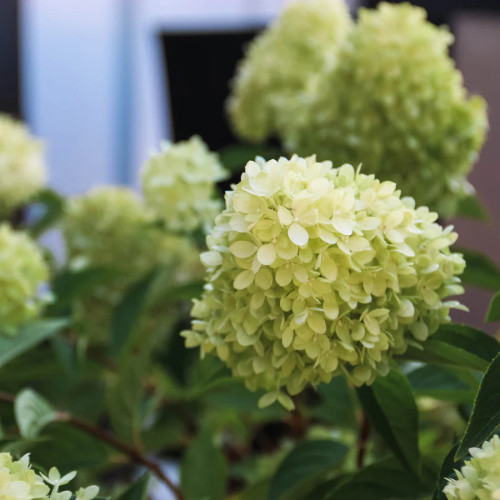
182 155 465 409
141 136 227 232
444 435 500 500
228 0 352 142
0 453 98 500
285 2 488 217
0 113 47 216
62 186 203 341
0 224 49 333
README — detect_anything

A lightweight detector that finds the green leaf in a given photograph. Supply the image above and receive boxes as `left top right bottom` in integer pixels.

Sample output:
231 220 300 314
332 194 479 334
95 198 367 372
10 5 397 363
324 459 432 500
456 352 500 459
268 440 348 500
433 444 459 500
14 389 56 439
0 318 69 369
116 474 151 500
434 324 500 363
218 144 283 173
28 188 65 237
111 271 156 356
486 291 500 322
357 365 420 474
407 364 476 403
313 378 357 428
181 428 227 500
458 247 500 291
455 195 489 221
49 267 120 314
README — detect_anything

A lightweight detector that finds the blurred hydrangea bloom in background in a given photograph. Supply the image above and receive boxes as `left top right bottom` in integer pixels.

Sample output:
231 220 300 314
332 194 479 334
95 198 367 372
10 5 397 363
182 155 465 408
227 0 352 143
0 453 98 500
141 136 228 233
285 2 487 217
0 114 47 217
62 186 202 341
0 224 49 334
444 435 500 500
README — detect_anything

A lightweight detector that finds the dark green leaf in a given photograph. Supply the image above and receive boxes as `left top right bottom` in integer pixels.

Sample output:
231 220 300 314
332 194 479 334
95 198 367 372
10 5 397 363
324 459 432 500
455 195 489 221
456 353 500 459
486 291 500 323
357 365 420 474
49 267 120 314
458 247 500 291
0 318 69 368
115 474 150 500
218 144 283 173
268 440 348 500
402 340 489 372
14 389 56 439
181 428 227 500
111 271 156 356
153 280 204 304
433 444 459 500
434 324 499 363
28 188 65 237
313 378 357 428
407 364 476 403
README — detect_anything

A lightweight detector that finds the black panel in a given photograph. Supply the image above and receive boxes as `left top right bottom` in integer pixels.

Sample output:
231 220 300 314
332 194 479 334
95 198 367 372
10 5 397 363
160 30 259 151
0 0 20 117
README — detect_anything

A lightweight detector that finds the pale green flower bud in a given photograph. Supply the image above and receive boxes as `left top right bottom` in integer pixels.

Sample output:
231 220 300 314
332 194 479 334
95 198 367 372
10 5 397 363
0 114 47 216
228 0 352 142
0 224 49 333
286 2 487 217
182 155 464 407
63 186 203 340
444 435 500 500
0 453 98 500
141 136 228 232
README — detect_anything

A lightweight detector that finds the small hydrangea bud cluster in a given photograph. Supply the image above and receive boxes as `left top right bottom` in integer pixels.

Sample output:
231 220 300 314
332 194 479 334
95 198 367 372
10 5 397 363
182 156 465 408
0 114 47 217
444 436 500 500
0 224 49 334
0 453 98 500
227 0 351 142
63 186 202 340
141 136 228 233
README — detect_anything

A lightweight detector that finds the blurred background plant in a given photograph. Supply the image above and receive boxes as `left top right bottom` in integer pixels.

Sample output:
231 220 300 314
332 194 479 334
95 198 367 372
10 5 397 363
0 1 499 500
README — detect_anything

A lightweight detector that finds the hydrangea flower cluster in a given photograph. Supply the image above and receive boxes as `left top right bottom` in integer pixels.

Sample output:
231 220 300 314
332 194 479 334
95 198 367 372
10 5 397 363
444 435 500 500
0 114 47 216
63 186 202 340
0 224 49 334
0 453 98 500
285 2 487 217
141 136 227 232
182 156 465 408
227 0 351 142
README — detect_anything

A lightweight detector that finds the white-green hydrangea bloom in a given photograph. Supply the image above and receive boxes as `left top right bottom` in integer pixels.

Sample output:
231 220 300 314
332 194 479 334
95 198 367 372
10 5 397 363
444 435 500 500
228 0 352 142
0 224 49 333
285 2 488 217
182 156 465 408
0 114 47 216
63 186 203 341
0 453 98 500
141 136 227 232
